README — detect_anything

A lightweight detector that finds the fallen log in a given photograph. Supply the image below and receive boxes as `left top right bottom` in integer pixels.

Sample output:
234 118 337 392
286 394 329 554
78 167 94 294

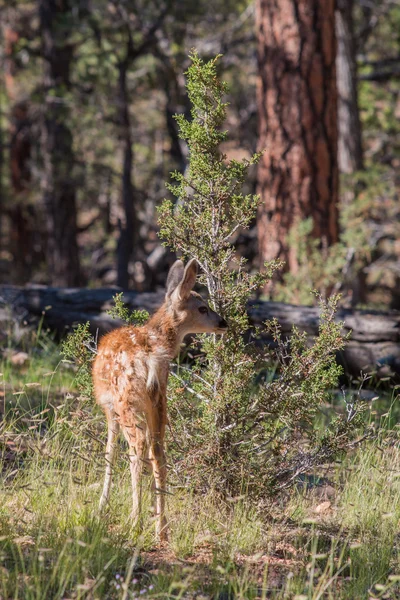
0 285 399 378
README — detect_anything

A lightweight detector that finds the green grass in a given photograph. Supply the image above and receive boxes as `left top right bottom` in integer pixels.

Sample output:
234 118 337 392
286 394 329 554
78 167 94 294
0 342 399 599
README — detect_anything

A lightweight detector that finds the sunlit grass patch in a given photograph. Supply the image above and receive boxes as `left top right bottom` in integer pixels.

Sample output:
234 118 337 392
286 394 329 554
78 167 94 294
168 491 265 561
0 330 76 417
337 437 400 599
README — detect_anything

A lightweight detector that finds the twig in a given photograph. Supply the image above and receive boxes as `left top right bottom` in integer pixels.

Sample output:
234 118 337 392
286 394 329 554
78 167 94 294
169 371 209 403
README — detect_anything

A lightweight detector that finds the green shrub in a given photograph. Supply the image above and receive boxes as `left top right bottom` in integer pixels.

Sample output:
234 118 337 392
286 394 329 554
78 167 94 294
158 52 368 497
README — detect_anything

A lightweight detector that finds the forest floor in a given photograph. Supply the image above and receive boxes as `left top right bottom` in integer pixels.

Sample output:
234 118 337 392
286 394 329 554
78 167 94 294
0 331 399 600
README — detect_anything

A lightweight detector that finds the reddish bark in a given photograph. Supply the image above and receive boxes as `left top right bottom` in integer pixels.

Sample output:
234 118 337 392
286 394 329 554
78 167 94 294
256 0 339 275
4 27 19 100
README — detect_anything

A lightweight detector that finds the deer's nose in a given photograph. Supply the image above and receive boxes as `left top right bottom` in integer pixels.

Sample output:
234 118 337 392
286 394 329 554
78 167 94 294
219 318 228 329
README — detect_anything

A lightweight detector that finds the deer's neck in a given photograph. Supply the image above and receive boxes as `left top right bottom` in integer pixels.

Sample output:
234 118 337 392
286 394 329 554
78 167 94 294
146 304 185 358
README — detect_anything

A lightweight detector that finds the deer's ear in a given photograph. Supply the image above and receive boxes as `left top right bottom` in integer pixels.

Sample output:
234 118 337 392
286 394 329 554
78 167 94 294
177 259 198 300
166 260 185 298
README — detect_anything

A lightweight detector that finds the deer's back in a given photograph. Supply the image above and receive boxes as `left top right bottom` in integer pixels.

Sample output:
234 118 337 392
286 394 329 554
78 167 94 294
92 325 170 414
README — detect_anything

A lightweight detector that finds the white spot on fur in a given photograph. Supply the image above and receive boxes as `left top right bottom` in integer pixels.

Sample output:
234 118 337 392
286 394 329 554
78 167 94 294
119 374 129 391
119 351 130 367
97 391 114 412
118 351 133 376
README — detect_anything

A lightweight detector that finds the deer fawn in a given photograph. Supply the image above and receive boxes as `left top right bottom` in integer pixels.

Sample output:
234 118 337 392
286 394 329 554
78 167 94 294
93 259 227 541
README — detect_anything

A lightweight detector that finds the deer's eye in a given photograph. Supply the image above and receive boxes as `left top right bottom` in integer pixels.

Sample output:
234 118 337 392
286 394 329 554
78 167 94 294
198 306 208 314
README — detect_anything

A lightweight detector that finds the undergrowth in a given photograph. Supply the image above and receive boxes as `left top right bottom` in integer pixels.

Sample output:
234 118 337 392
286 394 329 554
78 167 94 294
0 354 398 598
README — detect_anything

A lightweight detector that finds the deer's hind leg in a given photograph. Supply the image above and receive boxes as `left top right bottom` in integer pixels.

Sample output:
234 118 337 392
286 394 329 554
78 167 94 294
147 400 168 542
99 410 120 510
121 413 148 527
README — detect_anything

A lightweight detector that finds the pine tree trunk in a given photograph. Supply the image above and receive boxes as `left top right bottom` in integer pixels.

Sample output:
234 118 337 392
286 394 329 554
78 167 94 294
256 0 339 275
4 25 33 282
116 58 136 289
336 0 366 304
0 63 3 253
336 0 363 175
39 0 81 287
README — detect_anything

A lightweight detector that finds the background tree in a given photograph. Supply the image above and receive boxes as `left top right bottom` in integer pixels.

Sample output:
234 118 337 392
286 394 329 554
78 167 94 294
336 0 363 176
3 7 36 282
97 1 168 289
255 0 339 278
39 0 82 286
